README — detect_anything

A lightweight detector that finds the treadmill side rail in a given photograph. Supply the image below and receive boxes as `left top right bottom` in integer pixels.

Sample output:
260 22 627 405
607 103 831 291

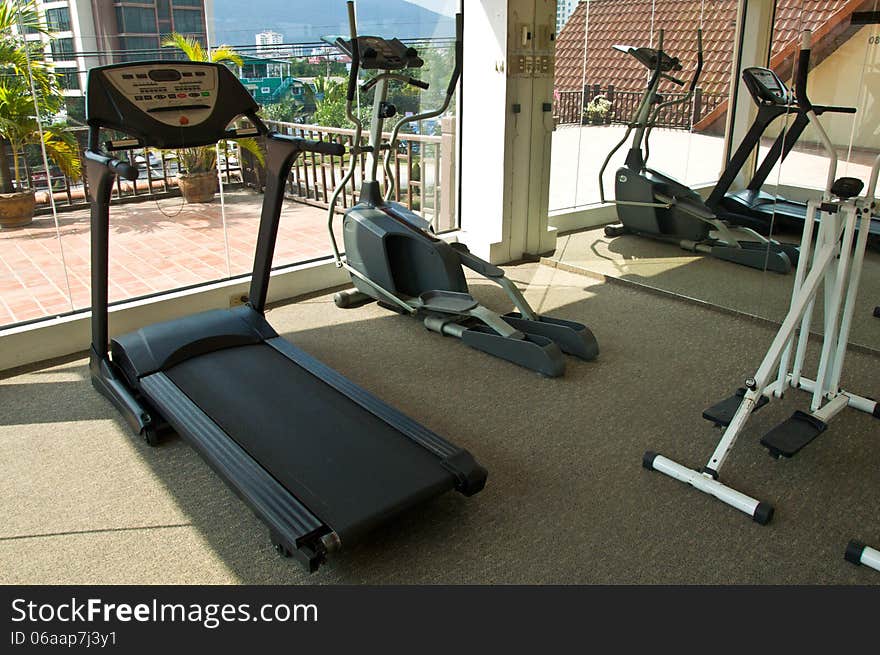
140 372 330 571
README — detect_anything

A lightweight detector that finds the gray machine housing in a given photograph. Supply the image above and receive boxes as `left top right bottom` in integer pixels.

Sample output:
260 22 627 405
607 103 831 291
325 5 598 376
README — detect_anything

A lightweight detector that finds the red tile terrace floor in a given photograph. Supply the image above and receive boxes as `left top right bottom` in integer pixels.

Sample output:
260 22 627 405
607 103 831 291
0 190 341 327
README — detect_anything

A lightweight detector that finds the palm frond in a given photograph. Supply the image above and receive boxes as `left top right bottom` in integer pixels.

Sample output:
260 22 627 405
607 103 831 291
209 46 244 67
0 0 48 38
227 136 264 167
161 32 244 68
42 130 82 180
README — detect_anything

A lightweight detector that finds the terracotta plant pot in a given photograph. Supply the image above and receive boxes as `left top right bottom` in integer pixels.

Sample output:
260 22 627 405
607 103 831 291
0 190 36 228
177 171 218 203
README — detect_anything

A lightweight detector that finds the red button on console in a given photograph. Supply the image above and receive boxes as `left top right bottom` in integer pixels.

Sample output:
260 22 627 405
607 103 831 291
179 116 189 125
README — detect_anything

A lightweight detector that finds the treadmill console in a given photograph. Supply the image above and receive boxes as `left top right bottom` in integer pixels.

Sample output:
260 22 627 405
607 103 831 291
102 64 219 127
86 61 260 149
326 35 423 70
742 67 792 105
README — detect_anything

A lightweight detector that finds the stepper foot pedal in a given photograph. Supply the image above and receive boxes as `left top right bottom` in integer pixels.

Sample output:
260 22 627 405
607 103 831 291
703 388 769 427
760 410 827 458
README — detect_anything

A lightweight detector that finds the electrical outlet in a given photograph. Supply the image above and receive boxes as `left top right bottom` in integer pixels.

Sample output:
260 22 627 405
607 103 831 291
229 293 248 307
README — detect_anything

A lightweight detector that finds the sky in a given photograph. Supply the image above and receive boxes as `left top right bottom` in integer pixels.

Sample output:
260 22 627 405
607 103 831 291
403 0 457 17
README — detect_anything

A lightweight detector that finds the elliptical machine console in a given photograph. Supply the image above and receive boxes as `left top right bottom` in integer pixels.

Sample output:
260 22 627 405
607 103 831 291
325 1 598 376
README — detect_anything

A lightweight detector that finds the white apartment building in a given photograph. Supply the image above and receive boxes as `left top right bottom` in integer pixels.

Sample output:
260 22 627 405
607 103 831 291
556 0 580 31
21 0 102 100
255 29 284 55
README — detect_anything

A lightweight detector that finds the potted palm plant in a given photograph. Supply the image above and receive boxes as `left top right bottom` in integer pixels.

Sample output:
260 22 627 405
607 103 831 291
161 33 264 203
0 0 81 228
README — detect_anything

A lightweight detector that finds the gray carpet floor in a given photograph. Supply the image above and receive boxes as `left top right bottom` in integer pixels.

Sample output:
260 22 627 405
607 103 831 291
552 226 880 351
1 263 878 584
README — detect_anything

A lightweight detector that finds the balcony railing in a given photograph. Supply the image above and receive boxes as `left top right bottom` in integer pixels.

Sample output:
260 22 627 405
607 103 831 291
23 118 459 234
23 126 244 212
258 119 457 233
554 85 726 130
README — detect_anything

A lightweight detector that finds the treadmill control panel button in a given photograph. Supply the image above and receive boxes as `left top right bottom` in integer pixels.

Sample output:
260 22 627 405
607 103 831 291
103 64 219 127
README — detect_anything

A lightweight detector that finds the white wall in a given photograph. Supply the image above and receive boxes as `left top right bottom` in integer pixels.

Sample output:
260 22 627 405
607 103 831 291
797 25 879 149
459 0 557 263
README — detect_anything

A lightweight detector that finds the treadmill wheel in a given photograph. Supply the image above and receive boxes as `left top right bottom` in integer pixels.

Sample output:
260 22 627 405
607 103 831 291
272 540 292 558
142 427 161 447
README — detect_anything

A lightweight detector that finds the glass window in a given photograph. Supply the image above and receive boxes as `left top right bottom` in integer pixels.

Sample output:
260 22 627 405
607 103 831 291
1 3 75 325
115 6 157 34
45 7 71 32
550 0 733 211
118 36 160 60
172 9 203 35
49 37 75 60
56 69 80 90
1 0 464 331
157 0 171 21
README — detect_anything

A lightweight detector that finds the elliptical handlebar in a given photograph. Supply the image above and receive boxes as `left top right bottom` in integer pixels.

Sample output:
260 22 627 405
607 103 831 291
346 1 360 103
328 2 462 260
383 11 462 201
599 27 703 203
645 28 703 165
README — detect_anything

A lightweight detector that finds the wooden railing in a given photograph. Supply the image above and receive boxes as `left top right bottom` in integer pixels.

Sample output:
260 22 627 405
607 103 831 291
25 119 458 234
554 85 726 130
24 126 244 212
258 118 457 233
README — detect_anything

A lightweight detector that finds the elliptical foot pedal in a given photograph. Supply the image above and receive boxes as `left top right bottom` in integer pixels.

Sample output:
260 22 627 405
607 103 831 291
461 328 565 377
709 244 792 274
418 290 479 313
760 410 827 458
502 312 599 361
703 388 769 427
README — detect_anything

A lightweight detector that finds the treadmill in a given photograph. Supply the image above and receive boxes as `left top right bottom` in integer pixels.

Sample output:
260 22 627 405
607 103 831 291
706 59 880 248
84 60 487 572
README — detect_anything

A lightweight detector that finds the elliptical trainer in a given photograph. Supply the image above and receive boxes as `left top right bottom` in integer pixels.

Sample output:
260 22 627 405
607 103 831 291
325 1 598 376
599 30 799 273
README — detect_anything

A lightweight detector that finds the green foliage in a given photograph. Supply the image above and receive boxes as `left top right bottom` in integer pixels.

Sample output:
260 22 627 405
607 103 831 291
259 94 306 123
415 44 456 115
310 76 366 128
161 33 243 67
285 58 348 78
583 95 611 122
161 33 264 174
0 0 81 192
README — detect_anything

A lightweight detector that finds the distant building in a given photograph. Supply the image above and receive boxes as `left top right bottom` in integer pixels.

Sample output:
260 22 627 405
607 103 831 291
18 1 104 99
103 0 210 61
556 0 580 31
256 30 283 49
255 30 293 57
236 55 312 109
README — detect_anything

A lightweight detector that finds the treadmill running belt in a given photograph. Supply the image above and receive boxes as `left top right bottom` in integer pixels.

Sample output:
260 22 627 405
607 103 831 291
165 343 455 543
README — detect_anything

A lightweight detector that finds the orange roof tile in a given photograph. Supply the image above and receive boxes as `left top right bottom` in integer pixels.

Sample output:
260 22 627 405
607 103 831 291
555 0 871 103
